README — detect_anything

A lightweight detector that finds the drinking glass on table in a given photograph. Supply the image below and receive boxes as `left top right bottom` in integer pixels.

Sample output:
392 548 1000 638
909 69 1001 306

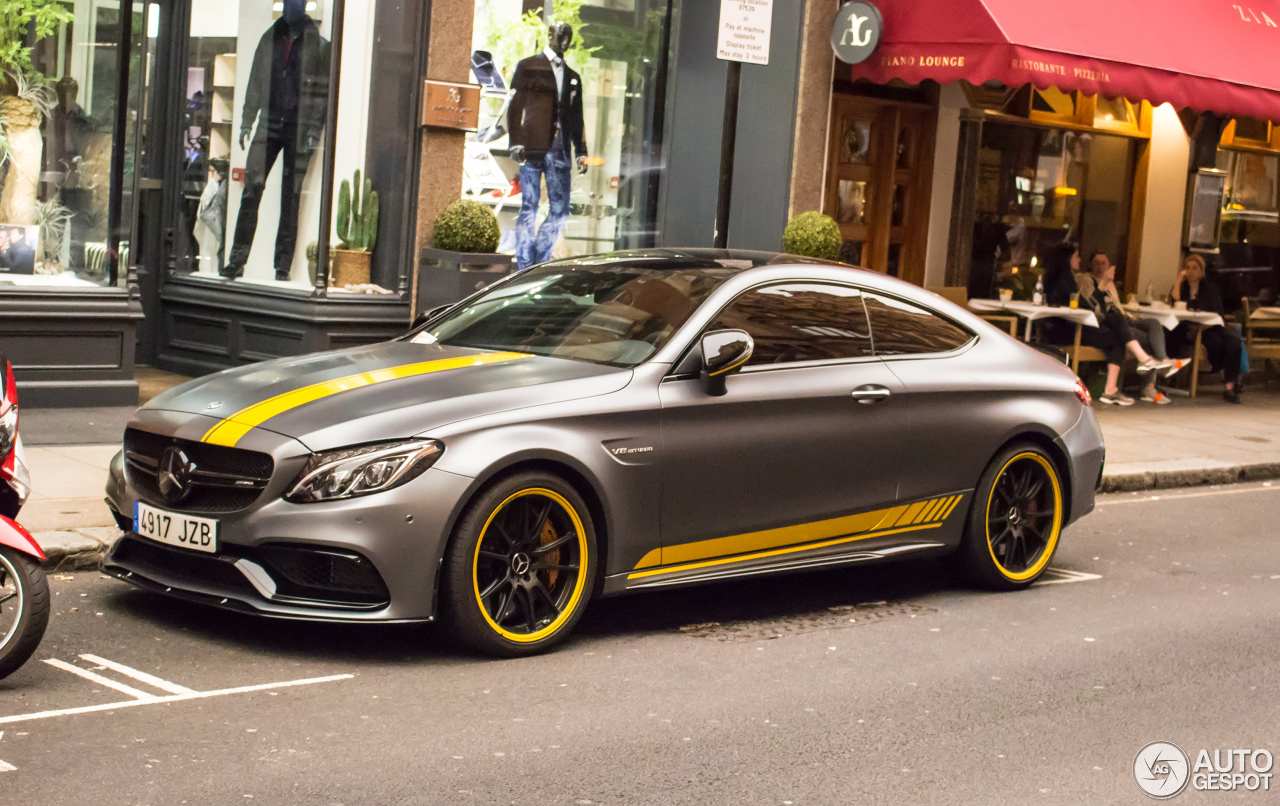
1069 292 1079 309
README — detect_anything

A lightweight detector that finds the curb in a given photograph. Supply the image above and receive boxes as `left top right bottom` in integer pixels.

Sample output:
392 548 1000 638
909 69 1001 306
34 527 119 573
1101 460 1280 494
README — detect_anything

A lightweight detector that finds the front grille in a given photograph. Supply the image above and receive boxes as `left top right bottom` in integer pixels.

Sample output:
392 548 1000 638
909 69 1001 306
108 535 390 608
110 535 255 594
258 544 390 605
124 428 274 514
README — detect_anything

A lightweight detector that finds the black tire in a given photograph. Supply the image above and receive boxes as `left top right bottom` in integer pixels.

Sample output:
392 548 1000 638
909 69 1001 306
0 545 50 679
440 472 597 657
959 443 1066 591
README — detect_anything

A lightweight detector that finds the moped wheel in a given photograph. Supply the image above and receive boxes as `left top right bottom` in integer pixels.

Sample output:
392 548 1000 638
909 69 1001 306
0 545 50 679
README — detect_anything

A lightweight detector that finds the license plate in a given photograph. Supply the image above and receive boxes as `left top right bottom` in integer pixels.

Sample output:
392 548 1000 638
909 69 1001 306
133 501 218 554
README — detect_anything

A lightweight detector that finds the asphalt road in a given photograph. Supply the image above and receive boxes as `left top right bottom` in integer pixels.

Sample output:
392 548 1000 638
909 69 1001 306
1 483 1279 805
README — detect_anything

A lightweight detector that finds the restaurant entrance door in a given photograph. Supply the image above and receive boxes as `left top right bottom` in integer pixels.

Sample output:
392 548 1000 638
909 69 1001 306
823 94 936 285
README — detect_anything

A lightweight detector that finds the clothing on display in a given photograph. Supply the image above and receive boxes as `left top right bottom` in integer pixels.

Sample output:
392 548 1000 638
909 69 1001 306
516 134 573 270
193 168 227 273
224 0 330 281
508 23 588 271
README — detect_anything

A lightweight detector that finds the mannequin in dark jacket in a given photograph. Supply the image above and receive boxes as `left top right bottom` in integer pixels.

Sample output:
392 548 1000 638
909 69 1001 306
224 0 330 281
508 22 589 271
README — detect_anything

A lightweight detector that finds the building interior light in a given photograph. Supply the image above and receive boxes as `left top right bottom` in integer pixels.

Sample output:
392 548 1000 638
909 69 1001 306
1054 187 1078 196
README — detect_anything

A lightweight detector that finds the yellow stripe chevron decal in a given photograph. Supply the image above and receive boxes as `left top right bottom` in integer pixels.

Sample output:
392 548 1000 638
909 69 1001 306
630 493 968 579
201 352 530 447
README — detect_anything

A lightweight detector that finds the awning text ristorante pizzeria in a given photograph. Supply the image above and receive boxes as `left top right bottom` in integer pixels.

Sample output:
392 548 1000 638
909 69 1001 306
1011 57 1113 84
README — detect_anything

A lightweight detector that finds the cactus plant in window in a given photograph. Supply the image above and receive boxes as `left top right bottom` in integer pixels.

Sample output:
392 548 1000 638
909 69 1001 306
331 168 379 286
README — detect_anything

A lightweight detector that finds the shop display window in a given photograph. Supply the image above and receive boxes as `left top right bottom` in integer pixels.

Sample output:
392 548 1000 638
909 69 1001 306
968 122 1134 300
0 0 144 289
462 0 673 270
168 0 404 295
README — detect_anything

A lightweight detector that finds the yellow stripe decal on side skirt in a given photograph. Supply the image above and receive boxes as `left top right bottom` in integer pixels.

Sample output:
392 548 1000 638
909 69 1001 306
201 352 530 447
628 522 944 581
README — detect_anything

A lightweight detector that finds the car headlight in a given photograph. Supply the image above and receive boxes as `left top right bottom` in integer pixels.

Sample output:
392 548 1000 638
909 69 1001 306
285 439 443 503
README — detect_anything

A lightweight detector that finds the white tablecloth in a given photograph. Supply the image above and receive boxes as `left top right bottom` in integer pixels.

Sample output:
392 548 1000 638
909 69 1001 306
1123 303 1224 330
968 299 1099 341
1249 306 1280 321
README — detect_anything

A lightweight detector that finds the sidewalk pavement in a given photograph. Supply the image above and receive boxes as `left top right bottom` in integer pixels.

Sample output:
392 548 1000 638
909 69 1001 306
15 390 1280 569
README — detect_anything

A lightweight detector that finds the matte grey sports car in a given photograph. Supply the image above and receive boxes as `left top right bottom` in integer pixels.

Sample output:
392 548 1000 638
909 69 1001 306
103 249 1104 656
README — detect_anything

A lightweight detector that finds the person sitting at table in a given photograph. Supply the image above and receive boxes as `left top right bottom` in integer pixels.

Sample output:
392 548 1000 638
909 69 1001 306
1077 251 1187 405
1035 243 1148 405
1170 253 1244 404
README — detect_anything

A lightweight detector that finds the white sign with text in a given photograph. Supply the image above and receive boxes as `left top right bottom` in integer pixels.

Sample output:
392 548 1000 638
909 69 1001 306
717 0 773 65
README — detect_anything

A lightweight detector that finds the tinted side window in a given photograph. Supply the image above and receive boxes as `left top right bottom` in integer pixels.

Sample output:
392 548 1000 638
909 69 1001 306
709 283 873 366
862 292 973 356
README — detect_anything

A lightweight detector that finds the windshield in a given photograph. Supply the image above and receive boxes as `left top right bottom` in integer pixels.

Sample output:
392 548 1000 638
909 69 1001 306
412 263 733 367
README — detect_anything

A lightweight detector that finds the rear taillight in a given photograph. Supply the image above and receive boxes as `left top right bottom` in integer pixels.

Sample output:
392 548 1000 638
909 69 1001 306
1074 379 1092 407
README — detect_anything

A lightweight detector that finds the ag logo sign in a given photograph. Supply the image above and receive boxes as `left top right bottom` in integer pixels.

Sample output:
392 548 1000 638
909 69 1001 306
1134 741 1191 799
831 1 883 65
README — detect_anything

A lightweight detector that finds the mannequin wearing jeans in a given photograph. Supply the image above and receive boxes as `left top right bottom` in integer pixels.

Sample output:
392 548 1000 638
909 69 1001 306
508 22 588 271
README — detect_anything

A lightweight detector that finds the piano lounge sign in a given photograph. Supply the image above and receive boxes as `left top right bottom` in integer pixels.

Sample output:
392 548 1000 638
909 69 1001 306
831 1 884 65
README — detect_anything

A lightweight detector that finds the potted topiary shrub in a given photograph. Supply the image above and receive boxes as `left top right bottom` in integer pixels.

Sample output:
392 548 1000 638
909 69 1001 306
418 198 514 312
331 169 378 287
782 211 842 261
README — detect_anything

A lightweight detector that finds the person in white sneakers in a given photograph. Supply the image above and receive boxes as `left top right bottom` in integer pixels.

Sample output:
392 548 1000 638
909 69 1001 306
1076 252 1177 405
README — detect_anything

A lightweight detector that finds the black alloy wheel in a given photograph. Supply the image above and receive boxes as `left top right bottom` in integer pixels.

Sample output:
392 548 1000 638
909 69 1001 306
961 444 1064 590
441 472 596 657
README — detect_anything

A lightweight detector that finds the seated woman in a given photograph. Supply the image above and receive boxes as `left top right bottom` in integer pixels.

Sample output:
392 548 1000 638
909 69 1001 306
1170 254 1245 404
1039 243 1167 405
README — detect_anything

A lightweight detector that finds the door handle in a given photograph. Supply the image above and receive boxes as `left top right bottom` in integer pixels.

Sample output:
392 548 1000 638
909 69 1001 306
851 385 891 404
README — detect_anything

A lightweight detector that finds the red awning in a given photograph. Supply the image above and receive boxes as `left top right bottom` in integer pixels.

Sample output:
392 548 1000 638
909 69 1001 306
852 0 1280 121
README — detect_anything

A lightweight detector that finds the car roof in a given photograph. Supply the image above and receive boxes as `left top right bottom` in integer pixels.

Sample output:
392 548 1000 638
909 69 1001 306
541 248 850 274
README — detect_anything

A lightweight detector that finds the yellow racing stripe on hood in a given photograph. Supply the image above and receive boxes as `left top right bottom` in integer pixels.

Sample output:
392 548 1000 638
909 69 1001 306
201 352 530 447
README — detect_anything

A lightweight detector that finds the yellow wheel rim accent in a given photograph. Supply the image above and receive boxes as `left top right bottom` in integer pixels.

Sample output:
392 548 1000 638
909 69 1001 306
984 452 1062 581
472 488 589 643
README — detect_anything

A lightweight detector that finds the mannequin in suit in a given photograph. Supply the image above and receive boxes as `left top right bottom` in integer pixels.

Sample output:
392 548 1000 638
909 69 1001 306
223 0 330 281
508 22 589 271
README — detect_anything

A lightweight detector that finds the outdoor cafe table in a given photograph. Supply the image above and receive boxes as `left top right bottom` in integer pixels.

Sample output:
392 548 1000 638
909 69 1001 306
1123 303 1224 330
967 299 1098 342
1249 306 1280 320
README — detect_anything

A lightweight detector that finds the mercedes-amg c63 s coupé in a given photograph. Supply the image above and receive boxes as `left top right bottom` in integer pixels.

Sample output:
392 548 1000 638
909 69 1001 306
103 249 1104 656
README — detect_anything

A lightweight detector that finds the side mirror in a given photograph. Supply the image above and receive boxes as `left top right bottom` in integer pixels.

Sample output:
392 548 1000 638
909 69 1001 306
410 304 453 333
700 329 753 396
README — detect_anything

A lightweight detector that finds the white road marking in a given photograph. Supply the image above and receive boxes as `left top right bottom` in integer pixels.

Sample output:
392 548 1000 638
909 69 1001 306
1036 568 1103 585
43 659 156 701
0 674 354 725
78 654 195 695
1099 484 1280 507
0 732 13 772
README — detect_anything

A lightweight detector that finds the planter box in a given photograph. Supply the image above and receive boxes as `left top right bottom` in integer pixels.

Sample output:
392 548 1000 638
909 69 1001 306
416 247 515 313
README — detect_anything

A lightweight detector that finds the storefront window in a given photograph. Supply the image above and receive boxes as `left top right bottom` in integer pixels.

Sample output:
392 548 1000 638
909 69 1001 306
968 122 1134 299
464 0 672 269
1216 149 1280 298
168 0 328 288
168 0 409 294
0 0 143 289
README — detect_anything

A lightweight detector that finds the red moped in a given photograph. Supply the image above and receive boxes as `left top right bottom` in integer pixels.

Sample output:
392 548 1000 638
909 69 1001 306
0 350 48 679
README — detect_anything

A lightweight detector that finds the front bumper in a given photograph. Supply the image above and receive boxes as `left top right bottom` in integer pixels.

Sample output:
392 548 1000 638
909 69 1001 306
104 447 474 622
